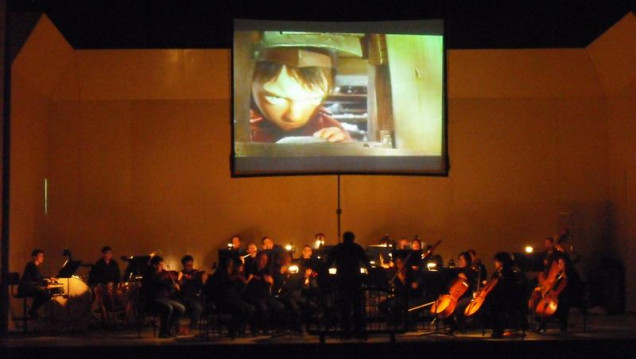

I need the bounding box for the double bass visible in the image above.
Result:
[529,229,569,311]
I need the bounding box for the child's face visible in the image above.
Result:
[252,65,328,132]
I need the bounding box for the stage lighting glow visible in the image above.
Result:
[525,246,534,253]
[328,267,337,275]
[289,265,299,274]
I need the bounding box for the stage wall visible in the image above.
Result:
[8,14,635,324]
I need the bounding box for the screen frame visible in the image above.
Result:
[230,19,449,177]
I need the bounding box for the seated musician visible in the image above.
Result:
[19,249,54,318]
[216,258,255,337]
[141,255,186,338]
[397,237,410,250]
[261,236,284,267]
[179,255,207,332]
[537,252,574,333]
[380,255,422,328]
[487,252,524,338]
[230,235,246,255]
[243,242,259,273]
[447,252,479,333]
[272,252,303,333]
[245,251,285,333]
[411,237,423,251]
[89,246,122,313]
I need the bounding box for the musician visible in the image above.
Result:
[88,246,121,287]
[272,252,303,333]
[240,242,257,272]
[261,236,284,266]
[216,258,255,337]
[19,249,54,318]
[298,245,320,272]
[325,231,370,339]
[245,251,285,333]
[179,255,207,332]
[487,252,523,338]
[381,255,421,328]
[411,237,422,251]
[447,252,479,333]
[397,237,410,250]
[537,252,573,333]
[141,255,186,338]
[230,235,246,255]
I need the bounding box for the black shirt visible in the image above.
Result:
[88,258,121,286]
[19,261,44,295]
[141,269,174,301]
[326,241,370,284]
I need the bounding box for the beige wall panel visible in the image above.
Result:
[12,15,74,99]
[448,49,603,99]
[587,14,635,97]
[9,72,48,272]
[75,50,230,101]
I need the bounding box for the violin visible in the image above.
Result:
[464,275,499,317]
[430,273,470,319]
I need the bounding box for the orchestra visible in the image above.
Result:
[17,229,582,339]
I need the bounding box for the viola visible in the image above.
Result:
[464,276,499,317]
[430,274,470,319]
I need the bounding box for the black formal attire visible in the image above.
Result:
[141,269,186,336]
[179,270,205,328]
[19,262,51,316]
[246,266,285,332]
[216,271,255,336]
[272,266,303,332]
[326,241,370,337]
[88,258,121,286]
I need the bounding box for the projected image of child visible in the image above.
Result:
[249,47,352,143]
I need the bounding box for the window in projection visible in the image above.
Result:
[232,19,447,176]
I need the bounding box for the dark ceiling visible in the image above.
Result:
[8,0,634,50]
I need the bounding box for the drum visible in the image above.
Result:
[49,277,92,330]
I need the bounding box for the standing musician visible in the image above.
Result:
[245,251,285,333]
[486,252,524,338]
[19,249,56,318]
[179,255,207,333]
[141,255,186,338]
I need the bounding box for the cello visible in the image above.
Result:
[430,274,470,319]
[529,229,569,311]
[534,256,568,317]
[464,275,498,317]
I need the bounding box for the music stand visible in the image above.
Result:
[57,260,82,278]
[123,255,151,281]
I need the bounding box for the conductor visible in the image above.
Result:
[326,231,370,339]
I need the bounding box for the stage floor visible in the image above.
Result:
[3,313,636,359]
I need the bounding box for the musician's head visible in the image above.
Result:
[553,252,568,272]
[302,245,313,259]
[181,255,194,271]
[395,256,406,270]
[256,251,269,269]
[343,231,355,243]
[262,236,274,250]
[150,255,164,271]
[231,235,241,249]
[101,246,113,261]
[457,252,472,269]
[31,249,44,265]
[493,252,512,271]
[398,237,410,250]
[544,237,555,251]
[411,238,422,251]
[247,243,258,256]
